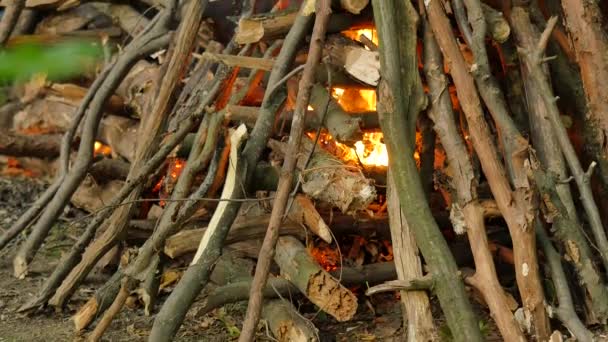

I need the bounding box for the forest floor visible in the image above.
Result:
[0,176,505,341]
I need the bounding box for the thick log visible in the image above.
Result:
[0,131,61,158]
[195,262,397,319]
[333,0,368,14]
[114,60,160,119]
[48,83,126,116]
[97,115,138,163]
[13,94,140,162]
[235,9,298,45]
[262,300,319,342]
[234,7,371,45]
[274,236,357,322]
[164,214,303,259]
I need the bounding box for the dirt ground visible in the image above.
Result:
[0,176,511,341]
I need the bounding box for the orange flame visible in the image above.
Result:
[341,27,379,47]
[94,141,112,157]
[332,87,377,113]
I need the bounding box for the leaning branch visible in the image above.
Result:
[374,0,482,340]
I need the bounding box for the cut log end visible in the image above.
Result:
[13,256,27,279]
[339,0,369,14]
[262,299,319,342]
[74,297,98,332]
[307,271,358,322]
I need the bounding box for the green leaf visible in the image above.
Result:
[0,40,103,82]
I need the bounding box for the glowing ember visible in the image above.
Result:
[168,158,185,181]
[309,242,340,272]
[153,158,186,207]
[2,157,37,178]
[93,141,112,157]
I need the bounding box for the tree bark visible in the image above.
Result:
[561,0,608,190]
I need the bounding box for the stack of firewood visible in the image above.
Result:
[0,0,608,341]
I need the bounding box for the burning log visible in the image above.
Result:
[308,83,363,142]
[274,236,357,322]
[268,138,375,214]
[262,300,319,342]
